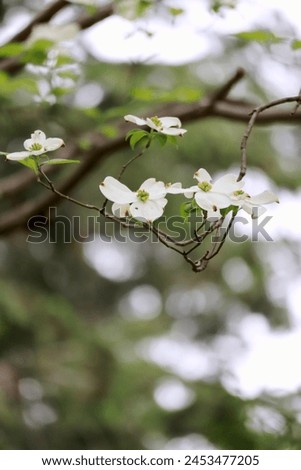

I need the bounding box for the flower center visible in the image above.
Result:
[137,189,149,202]
[30,143,43,151]
[198,181,212,192]
[233,190,248,199]
[150,116,163,129]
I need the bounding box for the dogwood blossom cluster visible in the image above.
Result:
[183,168,279,219]
[6,130,64,161]
[98,114,279,223]
[124,114,187,136]
[2,123,278,226]
[99,168,278,223]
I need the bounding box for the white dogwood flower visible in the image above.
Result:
[231,189,279,218]
[124,114,187,136]
[185,168,244,217]
[99,176,168,222]
[6,130,64,161]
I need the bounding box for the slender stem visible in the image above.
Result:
[117,136,152,181]
[238,94,301,181]
[38,166,100,212]
[150,225,185,256]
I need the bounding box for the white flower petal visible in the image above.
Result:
[112,202,131,218]
[240,203,267,219]
[160,127,187,136]
[124,115,147,126]
[250,206,267,219]
[130,199,167,222]
[195,192,231,210]
[27,130,47,149]
[194,168,212,183]
[160,117,182,128]
[206,192,232,208]
[212,174,243,193]
[6,151,31,161]
[194,193,215,211]
[32,130,46,141]
[207,209,222,219]
[45,138,64,151]
[31,149,46,156]
[99,176,136,204]
[24,139,37,151]
[182,185,199,198]
[140,178,166,199]
[247,190,279,205]
[166,182,185,194]
[139,177,156,190]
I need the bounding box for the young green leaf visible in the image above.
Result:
[291,39,301,50]
[180,201,197,220]
[40,159,80,166]
[153,133,168,147]
[166,135,179,147]
[235,30,282,43]
[168,7,184,16]
[126,129,150,150]
[18,157,39,174]
[0,43,24,58]
[220,205,239,217]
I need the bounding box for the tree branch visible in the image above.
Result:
[238,95,300,181]
[1,69,301,236]
[1,0,69,44]
[0,2,114,75]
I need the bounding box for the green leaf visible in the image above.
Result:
[166,135,178,147]
[0,43,24,58]
[291,39,301,50]
[153,133,167,147]
[180,201,197,220]
[235,30,282,43]
[41,159,80,166]
[52,86,74,97]
[137,0,152,16]
[0,73,38,96]
[126,129,150,150]
[22,39,53,65]
[56,55,76,67]
[168,7,184,16]
[18,157,39,174]
[220,205,239,217]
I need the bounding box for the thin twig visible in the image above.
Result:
[210,68,245,103]
[291,88,301,116]
[2,83,301,236]
[38,166,100,212]
[150,225,184,256]
[238,94,301,181]
[117,137,151,181]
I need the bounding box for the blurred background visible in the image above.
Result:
[0,0,301,449]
